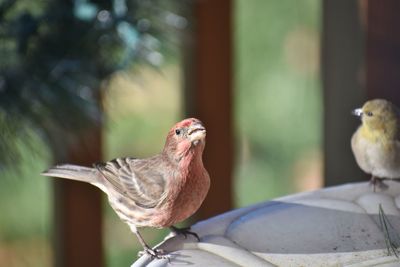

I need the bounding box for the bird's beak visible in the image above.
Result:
[352,108,363,117]
[188,123,206,143]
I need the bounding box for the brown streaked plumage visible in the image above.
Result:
[42,118,210,258]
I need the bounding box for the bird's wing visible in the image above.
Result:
[94,157,167,209]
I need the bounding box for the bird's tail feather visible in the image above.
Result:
[41,164,98,184]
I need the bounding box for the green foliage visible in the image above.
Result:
[0,130,51,240]
[235,0,321,205]
[0,0,185,166]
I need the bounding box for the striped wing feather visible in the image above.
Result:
[94,157,166,209]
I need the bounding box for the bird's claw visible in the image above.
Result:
[138,247,169,260]
[370,176,389,192]
[170,226,200,241]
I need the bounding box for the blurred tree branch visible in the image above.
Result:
[0,0,187,167]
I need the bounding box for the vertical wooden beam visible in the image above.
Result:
[322,0,366,186]
[54,128,103,267]
[184,0,233,219]
[52,1,104,264]
[366,0,400,105]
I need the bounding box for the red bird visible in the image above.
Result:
[42,118,210,258]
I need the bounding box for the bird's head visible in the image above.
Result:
[353,99,399,140]
[163,118,206,162]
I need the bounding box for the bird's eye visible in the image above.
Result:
[175,129,181,135]
[366,111,373,117]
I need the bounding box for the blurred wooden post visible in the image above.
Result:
[54,129,103,267]
[322,0,365,186]
[51,0,104,265]
[184,0,233,219]
[366,0,400,105]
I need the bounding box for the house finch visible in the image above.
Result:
[351,99,400,189]
[42,118,210,258]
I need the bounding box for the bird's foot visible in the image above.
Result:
[170,225,200,241]
[370,176,389,192]
[138,247,169,260]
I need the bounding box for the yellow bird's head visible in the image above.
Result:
[353,99,399,141]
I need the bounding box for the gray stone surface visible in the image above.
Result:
[131,182,400,267]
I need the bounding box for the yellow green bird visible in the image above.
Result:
[351,99,400,190]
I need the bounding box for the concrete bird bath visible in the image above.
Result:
[132,181,400,267]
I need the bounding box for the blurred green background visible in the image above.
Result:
[0,0,321,266]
